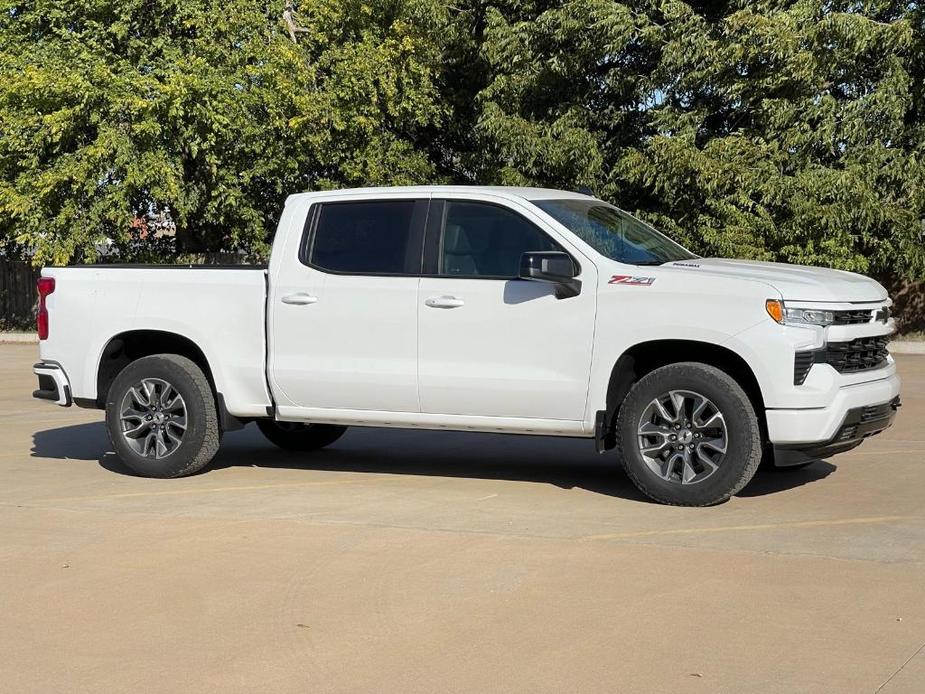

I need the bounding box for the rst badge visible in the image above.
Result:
[609,275,656,286]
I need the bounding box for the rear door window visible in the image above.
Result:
[307,200,422,275]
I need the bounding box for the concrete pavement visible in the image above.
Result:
[1,343,924,693]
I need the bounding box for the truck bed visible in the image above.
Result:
[39,265,272,417]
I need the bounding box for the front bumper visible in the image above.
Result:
[33,361,72,407]
[767,371,900,458]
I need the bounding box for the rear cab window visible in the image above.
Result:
[303,199,426,275]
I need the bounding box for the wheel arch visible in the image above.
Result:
[602,339,766,448]
[94,330,217,409]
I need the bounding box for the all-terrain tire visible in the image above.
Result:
[616,362,763,506]
[257,420,348,451]
[105,354,220,478]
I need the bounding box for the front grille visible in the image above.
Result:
[822,335,890,373]
[831,309,874,325]
[793,335,890,384]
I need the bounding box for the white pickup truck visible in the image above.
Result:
[32,186,901,505]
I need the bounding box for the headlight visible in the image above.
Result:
[766,300,834,326]
[784,307,834,326]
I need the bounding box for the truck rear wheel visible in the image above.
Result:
[257,420,347,451]
[616,362,762,506]
[105,354,220,478]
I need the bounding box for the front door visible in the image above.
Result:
[269,197,427,415]
[417,198,597,421]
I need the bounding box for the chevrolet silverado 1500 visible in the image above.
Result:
[32,186,901,505]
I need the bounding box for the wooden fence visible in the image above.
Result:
[0,260,40,330]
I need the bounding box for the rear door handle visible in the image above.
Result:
[425,295,465,309]
[281,293,318,306]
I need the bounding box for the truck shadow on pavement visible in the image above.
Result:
[31,421,836,503]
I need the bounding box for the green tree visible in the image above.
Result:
[0,0,444,264]
[2,0,922,290]
[445,1,925,282]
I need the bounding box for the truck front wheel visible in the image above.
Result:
[257,420,347,451]
[105,354,220,478]
[616,362,762,506]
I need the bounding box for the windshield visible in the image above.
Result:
[534,199,697,265]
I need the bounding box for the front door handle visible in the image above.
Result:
[281,293,318,306]
[425,295,465,309]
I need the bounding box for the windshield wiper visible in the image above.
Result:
[631,260,666,266]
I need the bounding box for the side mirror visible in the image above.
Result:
[519,251,581,299]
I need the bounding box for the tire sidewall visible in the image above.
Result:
[105,355,215,478]
[618,363,761,506]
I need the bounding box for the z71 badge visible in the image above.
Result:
[608,275,656,286]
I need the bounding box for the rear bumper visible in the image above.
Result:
[32,361,72,407]
[767,372,900,459]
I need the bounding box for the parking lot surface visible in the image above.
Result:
[1,343,924,693]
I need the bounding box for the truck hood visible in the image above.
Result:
[662,258,887,303]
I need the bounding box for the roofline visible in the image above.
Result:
[286,185,596,204]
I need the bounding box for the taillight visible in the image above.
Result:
[37,276,55,340]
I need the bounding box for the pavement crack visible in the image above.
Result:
[875,639,925,693]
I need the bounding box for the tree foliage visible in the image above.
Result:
[0,0,443,262]
[0,0,922,283]
[447,1,925,280]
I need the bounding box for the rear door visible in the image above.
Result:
[417,196,597,420]
[269,196,427,415]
